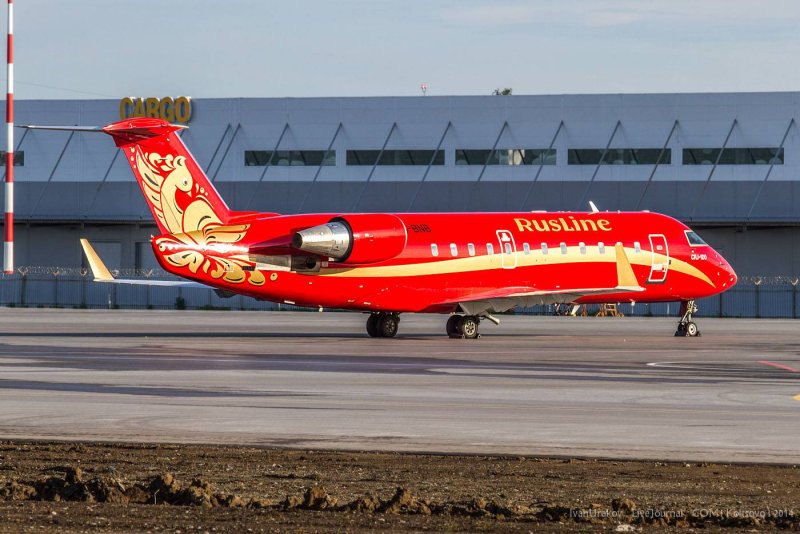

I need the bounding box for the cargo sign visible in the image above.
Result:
[119,97,192,123]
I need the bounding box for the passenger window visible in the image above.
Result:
[487,243,494,255]
[579,242,586,255]
[450,243,458,257]
[523,243,530,255]
[431,244,439,257]
[468,243,475,256]
[598,242,605,254]
[504,243,512,254]
[634,241,641,253]
[560,242,567,255]
[541,243,548,255]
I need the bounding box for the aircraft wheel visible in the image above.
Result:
[366,313,380,337]
[378,313,399,338]
[459,315,480,339]
[685,321,699,337]
[446,315,461,337]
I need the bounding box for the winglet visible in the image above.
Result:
[615,243,641,289]
[80,239,114,281]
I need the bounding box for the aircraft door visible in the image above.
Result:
[496,230,517,269]
[647,234,669,283]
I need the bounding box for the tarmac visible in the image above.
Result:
[0,309,797,463]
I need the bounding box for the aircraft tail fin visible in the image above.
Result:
[102,118,233,236]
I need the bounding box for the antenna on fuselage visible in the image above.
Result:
[588,201,600,213]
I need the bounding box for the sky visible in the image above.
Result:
[4,0,800,99]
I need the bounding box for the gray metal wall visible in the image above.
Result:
[1,94,799,307]
[2,93,799,221]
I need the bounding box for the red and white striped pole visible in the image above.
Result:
[3,0,12,274]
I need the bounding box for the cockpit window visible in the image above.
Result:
[685,230,707,246]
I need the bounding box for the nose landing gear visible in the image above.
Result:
[366,312,400,338]
[675,300,701,337]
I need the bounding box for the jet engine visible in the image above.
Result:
[292,214,407,264]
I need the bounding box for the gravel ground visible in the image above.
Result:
[0,441,798,533]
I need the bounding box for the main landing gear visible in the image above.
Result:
[675,300,701,337]
[366,312,400,338]
[446,314,481,339]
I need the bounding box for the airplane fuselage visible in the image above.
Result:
[153,210,736,313]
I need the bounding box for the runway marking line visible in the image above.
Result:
[757,360,800,373]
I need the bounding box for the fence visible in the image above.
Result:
[0,267,283,311]
[0,268,798,318]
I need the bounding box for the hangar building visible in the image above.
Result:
[0,93,798,315]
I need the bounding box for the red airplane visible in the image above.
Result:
[67,118,736,339]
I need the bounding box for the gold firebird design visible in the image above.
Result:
[135,148,264,286]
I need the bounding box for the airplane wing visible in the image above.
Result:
[441,243,645,315]
[80,239,210,289]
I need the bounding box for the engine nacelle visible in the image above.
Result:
[292,214,407,264]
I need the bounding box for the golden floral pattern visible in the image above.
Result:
[135,147,262,286]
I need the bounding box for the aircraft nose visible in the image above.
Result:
[717,254,737,287]
[728,262,738,286]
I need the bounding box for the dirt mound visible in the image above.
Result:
[247,497,277,509]
[145,473,244,508]
[29,466,129,504]
[455,497,527,518]
[281,486,433,516]
[345,494,381,513]
[0,469,240,509]
[612,497,637,513]
[377,487,431,515]
[0,479,36,501]
[146,472,181,502]
[282,486,338,511]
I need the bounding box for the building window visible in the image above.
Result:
[455,149,556,165]
[568,148,670,165]
[0,151,24,166]
[468,243,476,256]
[682,147,783,165]
[245,150,334,166]
[431,244,439,257]
[450,243,458,257]
[486,243,494,255]
[346,149,444,166]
